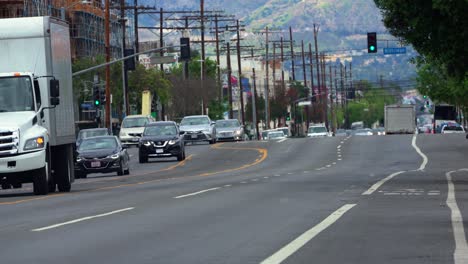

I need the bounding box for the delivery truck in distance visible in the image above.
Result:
[384,104,416,134]
[0,16,75,195]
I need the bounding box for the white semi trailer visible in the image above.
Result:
[0,16,75,194]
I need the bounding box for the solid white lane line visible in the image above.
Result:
[260,204,356,264]
[362,171,406,195]
[32,207,134,232]
[174,187,221,199]
[446,169,468,264]
[277,138,288,143]
[412,134,428,171]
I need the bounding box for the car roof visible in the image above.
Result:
[216,119,238,122]
[79,128,108,132]
[123,115,151,119]
[82,135,117,140]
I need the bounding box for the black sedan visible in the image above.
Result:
[139,121,186,163]
[74,136,130,178]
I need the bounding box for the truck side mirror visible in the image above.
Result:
[50,97,60,106]
[50,79,60,98]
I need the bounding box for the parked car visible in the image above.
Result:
[139,121,186,163]
[267,131,286,140]
[307,124,330,138]
[215,119,245,141]
[441,124,465,134]
[119,115,155,145]
[179,115,216,144]
[76,128,110,148]
[74,136,130,178]
[353,128,374,136]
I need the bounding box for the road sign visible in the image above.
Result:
[298,101,311,106]
[150,55,177,65]
[383,47,406,55]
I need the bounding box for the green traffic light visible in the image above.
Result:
[370,45,375,51]
[94,100,100,106]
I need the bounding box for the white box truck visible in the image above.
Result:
[385,104,416,134]
[0,16,75,195]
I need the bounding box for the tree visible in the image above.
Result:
[374,0,467,106]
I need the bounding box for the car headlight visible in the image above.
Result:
[76,157,83,162]
[169,139,179,145]
[107,154,120,159]
[203,128,211,133]
[24,136,45,150]
[143,141,151,146]
[235,130,242,135]
[120,132,127,137]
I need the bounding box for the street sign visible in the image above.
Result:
[298,101,311,106]
[383,47,406,55]
[150,55,177,65]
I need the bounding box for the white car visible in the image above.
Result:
[119,115,155,145]
[179,115,217,144]
[307,125,330,138]
[441,125,465,134]
[267,131,286,140]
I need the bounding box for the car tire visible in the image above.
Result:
[1,184,11,190]
[139,155,148,163]
[117,161,124,176]
[177,151,185,161]
[12,183,22,189]
[33,166,49,195]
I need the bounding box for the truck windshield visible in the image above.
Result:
[0,76,34,112]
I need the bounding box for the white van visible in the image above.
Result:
[119,115,155,145]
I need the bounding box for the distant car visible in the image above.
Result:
[418,124,433,134]
[353,128,373,136]
[307,125,330,138]
[373,127,386,136]
[335,129,347,137]
[275,127,291,137]
[215,119,245,141]
[76,128,110,148]
[261,129,274,140]
[179,115,216,144]
[267,131,286,140]
[441,125,465,134]
[119,115,155,145]
[74,136,130,178]
[138,121,186,163]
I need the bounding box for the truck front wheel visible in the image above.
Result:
[33,166,49,195]
[54,145,73,192]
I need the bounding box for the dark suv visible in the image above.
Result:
[138,121,186,163]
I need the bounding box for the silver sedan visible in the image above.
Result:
[215,119,245,141]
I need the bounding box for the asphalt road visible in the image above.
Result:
[0,134,467,264]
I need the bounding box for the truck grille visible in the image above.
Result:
[0,129,19,156]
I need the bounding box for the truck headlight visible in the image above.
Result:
[24,136,45,150]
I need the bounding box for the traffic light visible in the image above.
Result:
[124,49,136,71]
[100,88,106,105]
[286,113,291,121]
[92,85,101,107]
[367,32,377,53]
[180,37,190,61]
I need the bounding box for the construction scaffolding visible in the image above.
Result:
[0,0,128,60]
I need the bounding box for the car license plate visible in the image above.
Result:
[91,161,101,168]
[156,149,164,154]
[191,134,197,139]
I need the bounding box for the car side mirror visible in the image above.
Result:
[179,131,185,135]
[121,144,128,149]
[211,121,216,125]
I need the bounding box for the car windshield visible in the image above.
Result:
[181,117,210,126]
[216,120,240,128]
[444,126,463,131]
[355,129,370,134]
[268,132,284,138]
[122,117,148,128]
[79,137,117,151]
[0,76,34,112]
[79,130,108,139]
[309,126,327,133]
[144,125,177,136]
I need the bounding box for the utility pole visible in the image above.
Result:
[265,26,270,129]
[289,26,295,81]
[120,0,129,118]
[280,37,285,96]
[134,0,139,58]
[301,40,309,127]
[313,24,322,122]
[227,42,233,119]
[272,42,276,98]
[252,67,259,140]
[308,43,315,102]
[321,53,329,129]
[105,0,111,128]
[329,65,335,134]
[236,19,245,125]
[214,14,222,101]
[159,7,164,72]
[200,0,206,115]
